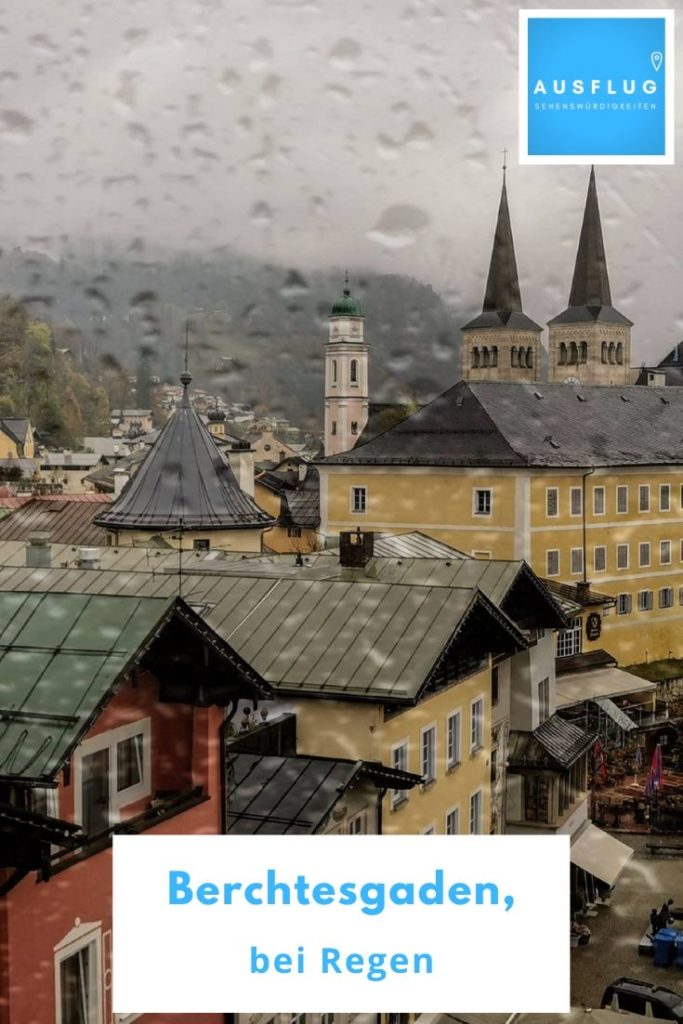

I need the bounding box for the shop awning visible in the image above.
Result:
[592,697,637,732]
[555,666,655,709]
[570,823,634,886]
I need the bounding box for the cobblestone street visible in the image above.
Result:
[571,835,683,1008]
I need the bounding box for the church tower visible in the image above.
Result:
[548,167,632,385]
[324,276,368,456]
[462,166,542,382]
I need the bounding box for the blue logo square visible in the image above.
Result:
[520,11,673,163]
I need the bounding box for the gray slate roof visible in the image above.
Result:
[94,372,274,532]
[321,379,683,468]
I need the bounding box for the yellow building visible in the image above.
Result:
[319,380,683,666]
[0,416,34,460]
[94,370,274,551]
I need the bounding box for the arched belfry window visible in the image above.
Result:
[601,341,608,363]
[511,346,517,367]
[580,341,588,364]
[350,359,359,384]
[559,343,567,365]
[616,342,623,365]
[569,342,578,365]
[491,346,498,367]
[519,348,527,368]
[472,347,480,368]
[526,347,533,369]
[332,359,338,384]
[482,347,490,367]
[608,342,616,365]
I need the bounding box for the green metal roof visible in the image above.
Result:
[0,592,178,783]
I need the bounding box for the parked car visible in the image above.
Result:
[602,978,683,1021]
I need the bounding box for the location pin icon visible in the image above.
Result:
[651,51,663,71]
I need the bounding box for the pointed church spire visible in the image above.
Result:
[482,168,522,313]
[568,166,612,308]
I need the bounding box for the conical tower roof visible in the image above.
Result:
[568,166,611,307]
[550,168,631,326]
[94,372,274,533]
[483,177,522,313]
[462,171,541,332]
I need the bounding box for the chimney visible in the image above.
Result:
[576,580,591,604]
[26,532,52,568]
[113,467,130,496]
[78,547,101,570]
[231,441,255,497]
[339,528,374,569]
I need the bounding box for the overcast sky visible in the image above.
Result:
[1,0,683,363]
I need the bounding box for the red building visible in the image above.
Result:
[0,590,269,1024]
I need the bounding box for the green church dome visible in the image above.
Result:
[331,285,362,317]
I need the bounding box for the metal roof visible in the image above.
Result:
[321,379,683,468]
[94,372,275,533]
[0,418,31,446]
[592,697,637,732]
[508,713,595,770]
[0,566,526,702]
[372,532,467,560]
[226,753,360,834]
[0,591,179,782]
[226,752,420,834]
[0,496,111,546]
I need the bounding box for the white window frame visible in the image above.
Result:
[469,789,483,835]
[639,484,650,513]
[593,545,606,573]
[546,487,559,518]
[556,617,582,658]
[569,487,582,517]
[593,486,605,515]
[616,544,629,570]
[639,542,651,568]
[445,806,460,835]
[350,485,367,514]
[473,488,492,516]
[421,824,436,835]
[616,484,629,514]
[420,723,437,785]
[446,710,461,770]
[470,696,484,754]
[660,539,672,565]
[74,718,151,830]
[546,549,560,577]
[638,590,653,612]
[390,740,409,810]
[55,923,103,1024]
[616,593,632,615]
[570,547,583,576]
[660,483,671,511]
[659,587,674,609]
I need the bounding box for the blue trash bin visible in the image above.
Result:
[673,931,683,969]
[654,928,678,967]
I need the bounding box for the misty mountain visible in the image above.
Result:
[0,245,464,429]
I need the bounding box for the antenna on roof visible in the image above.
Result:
[184,318,190,374]
[502,146,508,182]
[177,514,184,596]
